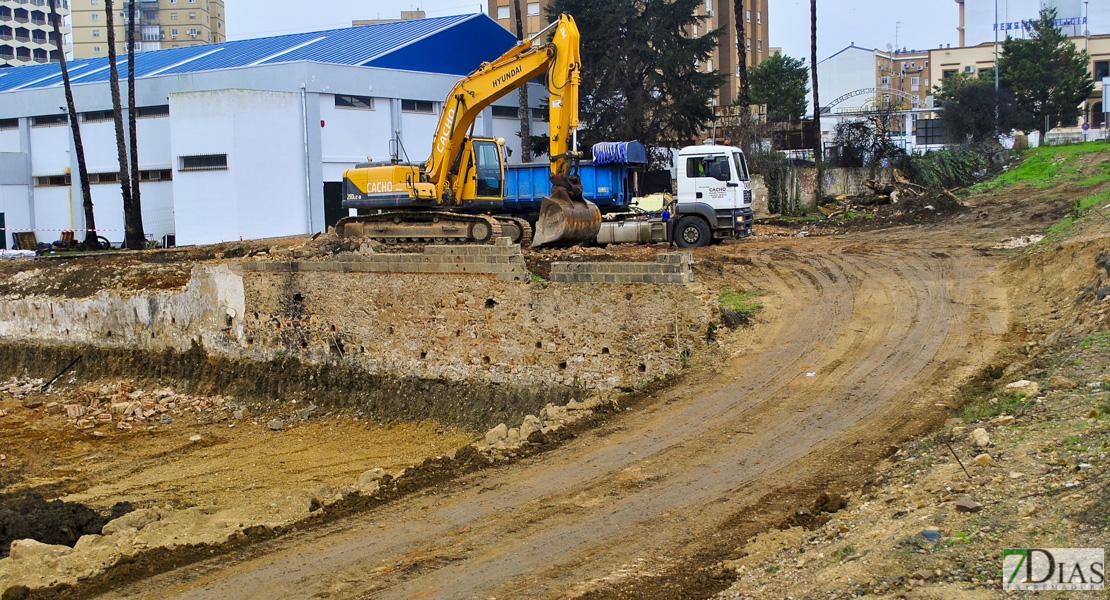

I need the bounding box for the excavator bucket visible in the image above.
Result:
[532,174,602,248]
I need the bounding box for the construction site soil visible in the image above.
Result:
[1,145,1108,599]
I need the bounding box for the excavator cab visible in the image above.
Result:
[458,138,505,201]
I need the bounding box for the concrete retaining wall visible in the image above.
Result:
[0,246,714,393]
[752,167,895,216]
[549,252,694,284]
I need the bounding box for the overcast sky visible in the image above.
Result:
[226,0,962,64]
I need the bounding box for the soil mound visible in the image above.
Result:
[0,493,132,558]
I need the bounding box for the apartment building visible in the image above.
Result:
[69,0,224,59]
[932,34,1110,128]
[487,0,769,106]
[0,0,69,67]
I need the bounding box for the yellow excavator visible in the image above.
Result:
[338,14,600,248]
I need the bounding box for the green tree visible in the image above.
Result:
[941,84,1031,144]
[747,54,809,122]
[933,71,990,103]
[999,7,1095,135]
[546,0,725,154]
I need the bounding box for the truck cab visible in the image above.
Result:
[672,145,754,247]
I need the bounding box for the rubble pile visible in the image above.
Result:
[0,378,240,432]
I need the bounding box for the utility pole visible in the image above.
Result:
[994,0,1000,135]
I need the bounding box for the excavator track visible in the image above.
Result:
[336,212,503,245]
[496,217,533,247]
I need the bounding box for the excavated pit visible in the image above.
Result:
[0,342,582,432]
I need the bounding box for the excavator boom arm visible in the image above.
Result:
[425,14,583,199]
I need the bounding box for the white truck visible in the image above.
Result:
[596,145,754,248]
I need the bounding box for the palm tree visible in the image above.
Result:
[125,0,145,249]
[810,0,822,161]
[513,0,532,161]
[105,0,135,249]
[49,0,98,249]
[733,0,749,109]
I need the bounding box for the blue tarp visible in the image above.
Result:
[591,141,648,165]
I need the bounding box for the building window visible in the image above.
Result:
[34,174,71,187]
[401,99,434,113]
[757,39,761,52]
[139,169,173,181]
[496,4,509,19]
[942,69,957,78]
[757,11,761,23]
[189,12,196,19]
[137,105,170,118]
[81,109,114,122]
[531,108,547,122]
[93,45,101,53]
[170,28,178,36]
[89,172,119,184]
[335,94,374,110]
[706,59,712,72]
[526,2,539,16]
[911,76,921,91]
[32,114,67,127]
[745,9,750,22]
[179,153,228,171]
[187,28,198,35]
[692,25,697,37]
[91,13,99,20]
[491,105,518,119]
[0,118,18,131]
[705,0,712,14]
[171,12,177,19]
[1095,61,1109,80]
[92,29,99,37]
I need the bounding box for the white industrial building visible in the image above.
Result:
[956,0,1109,47]
[0,14,549,248]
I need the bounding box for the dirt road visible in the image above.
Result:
[90,218,1014,600]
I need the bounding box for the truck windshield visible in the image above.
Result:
[732,152,750,181]
[686,155,731,181]
[473,140,502,197]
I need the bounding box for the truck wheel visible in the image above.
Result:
[674,216,710,248]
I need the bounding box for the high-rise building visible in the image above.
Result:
[69,0,224,59]
[0,0,70,68]
[703,0,771,107]
[487,0,770,108]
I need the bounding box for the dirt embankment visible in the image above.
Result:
[2,143,1109,599]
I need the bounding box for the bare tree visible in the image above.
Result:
[809,0,822,161]
[733,0,749,109]
[513,0,532,162]
[49,0,98,249]
[105,0,134,249]
[125,0,145,248]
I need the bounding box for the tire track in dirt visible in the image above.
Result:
[95,233,1009,600]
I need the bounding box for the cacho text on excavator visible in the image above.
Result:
[338,14,600,248]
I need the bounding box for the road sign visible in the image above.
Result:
[1082,122,1090,131]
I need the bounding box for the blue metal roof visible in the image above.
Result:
[0,14,517,93]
